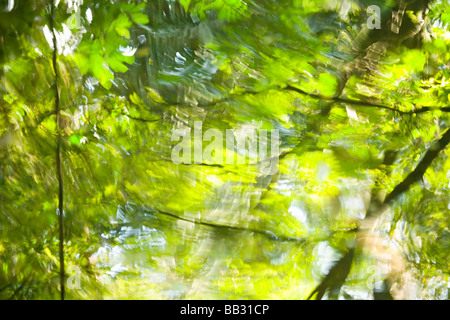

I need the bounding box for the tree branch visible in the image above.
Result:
[148,207,308,244]
[384,127,450,203]
[50,0,65,301]
[284,84,450,115]
[307,126,450,299]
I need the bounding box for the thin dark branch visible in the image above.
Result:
[34,82,450,131]
[31,81,450,129]
[149,207,308,244]
[125,115,159,123]
[384,127,450,203]
[101,104,160,123]
[50,0,65,301]
[175,162,225,168]
[284,85,450,115]
[8,272,33,300]
[306,127,450,299]
[306,248,354,300]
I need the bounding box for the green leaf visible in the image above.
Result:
[106,57,128,73]
[115,26,130,39]
[131,13,149,24]
[90,54,113,89]
[113,13,131,38]
[74,53,90,75]
[402,49,426,73]
[69,135,83,145]
[179,0,191,12]
[316,73,338,97]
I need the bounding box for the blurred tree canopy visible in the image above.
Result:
[0,0,450,300]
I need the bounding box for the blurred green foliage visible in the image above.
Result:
[0,0,449,300]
